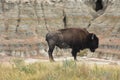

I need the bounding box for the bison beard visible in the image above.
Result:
[46,28,99,61]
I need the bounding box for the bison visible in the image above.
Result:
[46,28,99,61]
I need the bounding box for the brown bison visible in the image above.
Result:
[46,28,99,61]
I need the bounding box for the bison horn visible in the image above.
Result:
[92,34,94,40]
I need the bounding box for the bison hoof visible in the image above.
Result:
[49,59,55,62]
[74,59,78,61]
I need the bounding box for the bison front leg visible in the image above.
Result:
[71,49,78,61]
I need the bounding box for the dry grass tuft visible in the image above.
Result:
[0,59,120,80]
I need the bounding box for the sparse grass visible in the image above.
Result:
[77,49,88,56]
[0,59,120,80]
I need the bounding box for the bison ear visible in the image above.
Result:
[91,34,94,40]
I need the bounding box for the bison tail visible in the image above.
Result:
[45,33,49,41]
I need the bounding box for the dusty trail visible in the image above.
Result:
[24,56,120,65]
[0,55,120,66]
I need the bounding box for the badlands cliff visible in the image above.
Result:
[0,0,119,59]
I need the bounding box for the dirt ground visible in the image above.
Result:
[0,55,119,66]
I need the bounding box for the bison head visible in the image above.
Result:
[87,33,99,52]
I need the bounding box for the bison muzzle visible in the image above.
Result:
[46,28,99,61]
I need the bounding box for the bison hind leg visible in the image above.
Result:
[47,39,56,62]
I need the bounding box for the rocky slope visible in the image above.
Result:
[0,0,119,59]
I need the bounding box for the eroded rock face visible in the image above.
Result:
[0,0,119,59]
